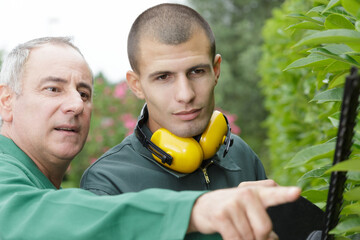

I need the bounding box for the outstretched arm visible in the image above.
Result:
[188,184,301,240]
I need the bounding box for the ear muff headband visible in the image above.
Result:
[135,104,233,173]
[135,105,173,165]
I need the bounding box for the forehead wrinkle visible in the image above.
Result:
[37,76,66,86]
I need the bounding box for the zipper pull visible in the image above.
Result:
[202,168,210,184]
[201,160,213,185]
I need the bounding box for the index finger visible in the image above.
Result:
[238,179,278,188]
[259,186,301,208]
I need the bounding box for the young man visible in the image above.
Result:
[0,36,300,240]
[81,3,267,194]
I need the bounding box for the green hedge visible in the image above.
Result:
[260,0,360,237]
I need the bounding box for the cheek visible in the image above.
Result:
[82,108,92,126]
[197,82,215,99]
[13,99,39,121]
[143,85,169,104]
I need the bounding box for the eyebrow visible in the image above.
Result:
[39,76,93,92]
[148,71,173,79]
[187,64,212,72]
[148,64,212,79]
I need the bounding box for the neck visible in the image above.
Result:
[33,159,70,189]
[2,128,71,189]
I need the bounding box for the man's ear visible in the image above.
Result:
[213,54,222,85]
[0,85,13,123]
[126,70,145,99]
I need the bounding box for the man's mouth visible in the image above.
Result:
[54,127,79,133]
[173,108,201,121]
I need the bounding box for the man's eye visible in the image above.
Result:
[188,69,206,79]
[79,91,91,101]
[192,69,205,74]
[156,74,169,80]
[46,87,59,92]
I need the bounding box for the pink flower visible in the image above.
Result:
[121,113,137,136]
[226,113,241,135]
[101,117,115,128]
[114,81,128,99]
[95,135,103,143]
[230,124,241,135]
[108,106,117,113]
[90,158,97,165]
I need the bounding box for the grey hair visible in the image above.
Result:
[0,36,92,128]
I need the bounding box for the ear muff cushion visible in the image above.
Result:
[199,111,228,159]
[151,128,204,173]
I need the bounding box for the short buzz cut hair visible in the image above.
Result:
[127,3,216,74]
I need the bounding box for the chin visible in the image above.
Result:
[173,127,205,138]
[56,148,82,160]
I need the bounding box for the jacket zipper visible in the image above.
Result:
[201,161,213,188]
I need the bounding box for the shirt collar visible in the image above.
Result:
[0,134,57,189]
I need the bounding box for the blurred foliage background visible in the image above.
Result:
[1,0,359,237]
[260,0,360,237]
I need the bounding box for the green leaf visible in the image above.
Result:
[286,142,335,168]
[319,44,354,54]
[287,13,324,24]
[326,159,360,173]
[348,171,360,181]
[324,14,355,29]
[356,20,360,31]
[301,189,328,203]
[298,165,330,183]
[330,217,360,234]
[328,71,348,88]
[311,88,344,103]
[342,202,360,215]
[293,29,360,48]
[341,202,360,215]
[342,0,360,18]
[328,116,340,127]
[323,0,341,13]
[347,42,360,52]
[284,53,334,71]
[287,21,325,30]
[308,5,326,15]
[333,237,351,240]
[325,5,355,18]
[310,47,360,66]
[344,187,360,200]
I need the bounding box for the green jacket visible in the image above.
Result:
[0,134,214,240]
[81,124,266,195]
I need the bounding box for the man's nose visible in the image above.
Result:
[61,90,84,115]
[174,76,196,103]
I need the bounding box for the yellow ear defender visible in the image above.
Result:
[135,104,234,173]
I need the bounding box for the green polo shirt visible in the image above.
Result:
[0,134,217,240]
